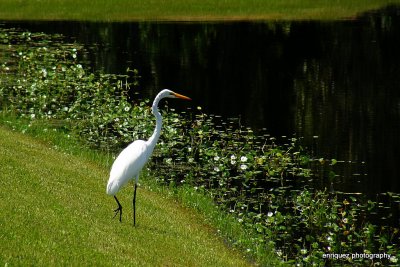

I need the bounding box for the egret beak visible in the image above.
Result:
[173,92,192,101]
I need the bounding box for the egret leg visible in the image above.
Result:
[113,195,122,222]
[133,183,137,226]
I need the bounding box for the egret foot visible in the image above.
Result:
[113,195,122,222]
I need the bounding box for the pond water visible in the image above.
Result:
[2,5,400,198]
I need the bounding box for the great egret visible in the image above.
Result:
[106,89,191,226]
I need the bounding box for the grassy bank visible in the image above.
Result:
[0,123,256,266]
[0,0,399,21]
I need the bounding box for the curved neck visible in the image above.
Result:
[147,95,162,149]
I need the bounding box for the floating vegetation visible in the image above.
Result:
[1,27,399,266]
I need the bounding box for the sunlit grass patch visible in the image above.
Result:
[0,125,252,266]
[0,0,399,21]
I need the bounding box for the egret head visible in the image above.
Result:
[159,89,192,101]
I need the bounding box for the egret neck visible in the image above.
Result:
[146,93,163,151]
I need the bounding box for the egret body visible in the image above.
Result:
[106,89,191,226]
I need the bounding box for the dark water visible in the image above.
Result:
[2,5,400,197]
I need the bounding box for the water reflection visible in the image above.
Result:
[2,5,399,195]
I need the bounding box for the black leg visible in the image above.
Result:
[113,195,122,222]
[133,183,137,226]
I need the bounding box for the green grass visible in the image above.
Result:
[0,0,399,21]
[0,124,255,266]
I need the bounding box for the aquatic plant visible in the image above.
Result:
[1,28,399,266]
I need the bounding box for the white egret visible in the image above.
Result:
[106,89,191,226]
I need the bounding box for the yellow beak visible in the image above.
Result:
[173,92,192,101]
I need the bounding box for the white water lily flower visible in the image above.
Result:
[230,155,237,164]
[41,68,47,78]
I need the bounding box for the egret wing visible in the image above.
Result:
[106,140,149,195]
